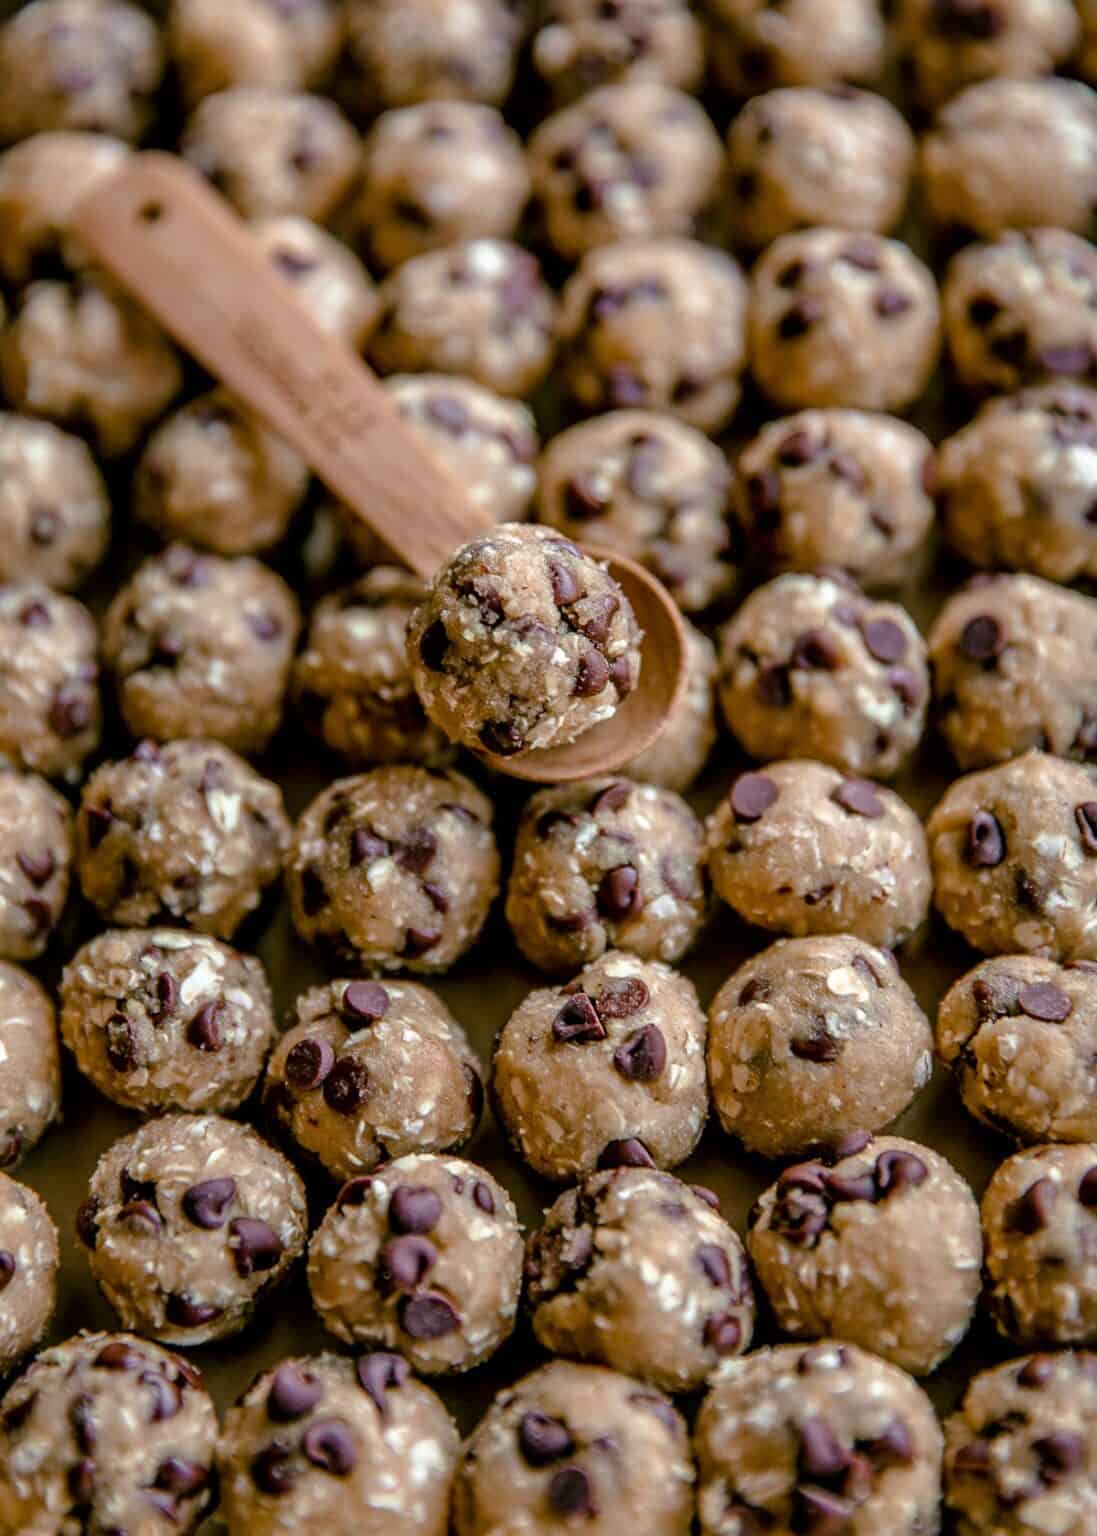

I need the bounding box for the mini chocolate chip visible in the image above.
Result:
[48,688,91,737]
[267,1364,323,1423]
[730,772,779,822]
[151,971,178,1021]
[791,1021,842,1063]
[823,1170,877,1204]
[548,1466,596,1518]
[691,1184,721,1212]
[1018,1354,1056,1388]
[473,1181,495,1214]
[591,780,631,816]
[795,1485,854,1530]
[68,1459,96,1505]
[419,620,449,671]
[874,287,913,318]
[0,1251,14,1291]
[1079,1166,1097,1207]
[598,1138,655,1169]
[966,811,1005,867]
[791,628,841,670]
[520,1411,575,1466]
[303,1418,358,1476]
[422,880,450,913]
[105,1014,138,1074]
[799,1416,848,1480]
[832,779,884,818]
[95,1340,144,1371]
[597,865,642,920]
[229,1217,283,1277]
[16,849,54,885]
[187,1000,225,1051]
[952,1439,993,1473]
[182,1178,237,1230]
[323,1057,369,1113]
[19,599,50,628]
[284,1037,335,1090]
[380,1234,438,1291]
[696,1244,731,1288]
[154,1456,209,1497]
[613,1023,666,1081]
[756,661,791,707]
[356,1352,409,1415]
[396,828,437,875]
[864,1418,914,1468]
[860,616,907,662]
[828,1131,873,1161]
[1036,1431,1086,1481]
[399,1291,460,1338]
[874,1150,927,1196]
[85,805,113,848]
[549,560,580,606]
[777,430,819,466]
[595,977,650,1018]
[119,1199,161,1234]
[69,1392,95,1452]
[575,649,610,696]
[341,981,390,1023]
[28,507,59,545]
[1018,984,1072,1022]
[389,1185,443,1234]
[480,720,523,756]
[1008,1177,1057,1235]
[350,827,389,866]
[579,592,620,645]
[1041,345,1092,376]
[22,898,52,933]
[251,1442,298,1496]
[1076,802,1097,853]
[704,1312,742,1354]
[959,614,1004,661]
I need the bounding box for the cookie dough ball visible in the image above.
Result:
[369,240,556,398]
[748,1134,983,1374]
[749,229,940,412]
[696,1342,943,1536]
[533,0,703,99]
[344,0,520,109]
[102,544,300,755]
[264,978,482,1181]
[0,0,163,145]
[922,77,1097,238]
[734,409,934,590]
[454,1359,692,1536]
[0,1331,217,1536]
[217,1351,459,1536]
[168,0,342,106]
[408,524,642,759]
[0,414,110,591]
[0,1173,58,1374]
[79,1113,307,1345]
[0,962,60,1169]
[354,102,529,273]
[0,130,129,284]
[728,89,913,250]
[928,751,1097,960]
[286,766,499,974]
[182,87,358,223]
[492,950,708,1181]
[0,584,100,783]
[309,1154,521,1373]
[76,738,290,938]
[529,83,722,261]
[525,1167,754,1391]
[718,573,928,780]
[252,216,379,348]
[622,621,717,793]
[537,410,737,612]
[892,0,1076,107]
[0,771,71,962]
[703,0,885,93]
[557,239,749,433]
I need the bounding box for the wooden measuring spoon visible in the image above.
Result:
[73,153,687,782]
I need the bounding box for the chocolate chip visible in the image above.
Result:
[1018,983,1072,1022]
[336,1176,373,1209]
[777,430,818,466]
[380,1235,437,1291]
[613,1024,666,1081]
[105,1014,138,1074]
[339,981,389,1025]
[828,1130,874,1162]
[1076,802,1097,853]
[349,828,389,867]
[832,779,884,818]
[228,1217,283,1278]
[119,1199,161,1234]
[791,1021,842,1063]
[154,1457,209,1497]
[952,1438,993,1473]
[756,661,791,707]
[266,1363,323,1423]
[823,1170,877,1203]
[696,1244,731,1288]
[397,828,438,877]
[389,1185,443,1234]
[597,865,642,920]
[419,620,449,671]
[799,1417,848,1480]
[966,811,1005,867]
[548,1466,596,1518]
[1041,345,1092,376]
[150,971,178,1021]
[85,804,113,848]
[285,1037,335,1090]
[323,1057,369,1113]
[779,300,823,340]
[575,649,610,696]
[356,1352,409,1415]
[479,720,523,757]
[0,1251,14,1292]
[874,1150,927,1196]
[16,849,54,886]
[1018,1354,1056,1388]
[791,628,841,670]
[28,507,59,545]
[1008,1176,1057,1235]
[1036,1431,1085,1481]
[519,1412,574,1466]
[553,992,606,1044]
[95,1340,144,1372]
[182,1178,237,1230]
[251,1442,298,1496]
[860,616,907,663]
[864,1418,914,1468]
[186,1000,225,1051]
[472,1181,495,1214]
[549,560,580,606]
[398,1291,460,1338]
[302,1418,358,1476]
[704,1312,743,1355]
[594,977,649,1018]
[1079,1166,1097,1207]
[48,687,91,738]
[730,772,779,822]
[795,1485,853,1531]
[598,1138,654,1169]
[565,472,609,521]
[166,1294,224,1328]
[874,288,913,318]
[68,1459,96,1505]
[579,592,620,645]
[591,780,631,815]
[960,614,1004,661]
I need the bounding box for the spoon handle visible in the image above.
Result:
[72,152,493,580]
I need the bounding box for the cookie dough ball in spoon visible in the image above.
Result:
[0,1172,58,1374]
[251,216,379,348]
[168,0,342,105]
[0,131,129,285]
[0,770,72,962]
[0,962,60,1170]
[0,414,111,591]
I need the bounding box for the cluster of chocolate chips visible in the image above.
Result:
[551,970,665,1085]
[757,1135,928,1247]
[334,1177,466,1341]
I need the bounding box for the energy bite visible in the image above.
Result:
[78,1113,307,1345]
[60,927,275,1115]
[708,936,933,1160]
[216,1351,459,1536]
[286,766,499,974]
[531,0,704,100]
[252,216,379,348]
[0,414,110,591]
[922,77,1097,238]
[748,1134,982,1375]
[369,239,556,399]
[701,0,885,95]
[537,410,737,613]
[0,584,100,783]
[264,978,483,1181]
[944,1351,1097,1536]
[492,950,708,1181]
[308,1153,522,1373]
[982,1143,1097,1346]
[452,1360,693,1536]
[0,130,129,284]
[0,771,72,962]
[890,0,1077,108]
[937,955,1097,1143]
[0,963,60,1171]
[749,229,940,413]
[408,524,642,759]
[524,1166,754,1392]
[557,239,749,434]
[621,621,717,793]
[168,0,342,105]
[695,1342,943,1536]
[0,1331,217,1536]
[0,1172,58,1374]
[76,738,291,939]
[927,751,1097,960]
[354,102,529,273]
[727,88,914,250]
[343,0,520,109]
[528,83,722,261]
[717,573,929,780]
[505,779,706,973]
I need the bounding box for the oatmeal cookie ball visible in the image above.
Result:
[454,1360,692,1535]
[408,524,642,759]
[537,410,736,612]
[702,0,885,94]
[344,0,521,110]
[944,1350,1097,1536]
[309,1154,522,1373]
[1,274,182,459]
[928,751,1097,960]
[532,0,704,99]
[0,414,110,591]
[369,240,556,399]
[492,950,708,1181]
[718,573,928,780]
[505,779,706,973]
[938,955,1097,1144]
[168,0,342,106]
[0,130,129,284]
[696,1342,943,1536]
[0,963,60,1171]
[557,240,749,434]
[217,1351,459,1536]
[264,978,482,1181]
[252,216,379,348]
[728,89,913,250]
[354,102,529,273]
[621,621,717,793]
[182,86,358,223]
[286,766,500,974]
[60,927,275,1115]
[76,738,291,939]
[709,937,932,1160]
[734,411,934,590]
[0,1173,58,1375]
[749,229,940,413]
[0,1331,217,1536]
[891,0,1077,108]
[102,545,300,755]
[0,584,100,783]
[79,1113,307,1345]
[524,1167,754,1391]
[922,77,1097,238]
[748,1134,983,1374]
[0,0,163,145]
[0,771,71,962]
[528,83,722,261]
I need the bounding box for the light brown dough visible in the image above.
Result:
[251,215,379,348]
[0,961,60,1171]
[0,413,110,591]
[343,0,521,109]
[0,130,129,284]
[0,1172,58,1375]
[0,584,101,784]
[622,621,717,793]
[702,0,885,95]
[0,770,72,962]
[168,0,342,105]
[532,0,704,100]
